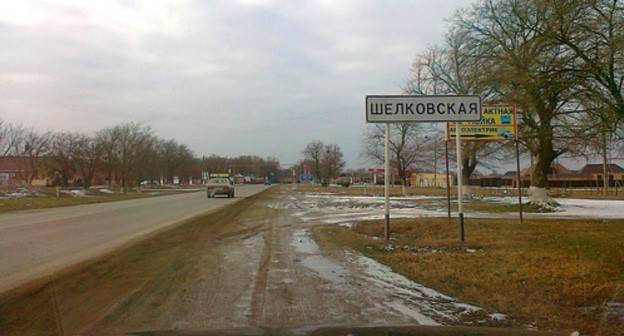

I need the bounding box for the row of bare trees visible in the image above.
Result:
[372,0,624,207]
[1,121,195,190]
[201,154,280,180]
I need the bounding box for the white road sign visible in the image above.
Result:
[366,95,482,123]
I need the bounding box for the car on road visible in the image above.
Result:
[206,177,235,198]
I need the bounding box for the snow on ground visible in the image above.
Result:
[538,198,624,219]
[61,189,91,198]
[0,188,44,198]
[290,228,495,325]
[274,192,624,224]
[354,252,481,324]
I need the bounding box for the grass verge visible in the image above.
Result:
[296,184,624,200]
[0,188,200,214]
[314,218,624,335]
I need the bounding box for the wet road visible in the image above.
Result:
[0,185,267,293]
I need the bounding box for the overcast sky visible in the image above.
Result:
[0,0,469,168]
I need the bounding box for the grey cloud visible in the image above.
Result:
[0,0,468,167]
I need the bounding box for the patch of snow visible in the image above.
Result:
[545,198,624,219]
[61,190,91,198]
[487,312,506,321]
[4,191,30,198]
[99,188,114,194]
[354,253,482,323]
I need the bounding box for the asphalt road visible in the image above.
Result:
[0,185,268,293]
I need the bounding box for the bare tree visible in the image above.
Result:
[301,140,325,183]
[301,140,345,185]
[48,132,81,187]
[458,0,583,207]
[97,123,154,191]
[14,128,51,187]
[203,155,230,175]
[322,143,345,184]
[74,134,103,189]
[96,127,120,189]
[158,139,195,183]
[540,0,624,119]
[362,123,430,194]
[0,121,24,156]
[404,24,503,196]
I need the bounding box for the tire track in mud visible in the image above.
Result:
[248,208,275,326]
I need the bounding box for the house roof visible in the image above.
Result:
[579,163,624,174]
[0,156,46,173]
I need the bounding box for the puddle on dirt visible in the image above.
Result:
[290,229,348,285]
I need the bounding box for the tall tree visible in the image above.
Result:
[48,132,80,187]
[96,127,120,189]
[97,123,154,191]
[301,140,325,183]
[322,143,346,184]
[159,139,195,183]
[73,134,102,189]
[459,0,582,207]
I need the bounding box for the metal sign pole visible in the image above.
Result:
[445,140,451,223]
[455,122,465,242]
[384,122,391,240]
[515,139,524,223]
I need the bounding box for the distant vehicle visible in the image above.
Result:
[140,179,160,186]
[206,178,235,198]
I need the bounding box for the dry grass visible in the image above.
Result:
[550,188,624,200]
[315,218,624,335]
[0,188,200,214]
[296,184,624,200]
[296,184,452,196]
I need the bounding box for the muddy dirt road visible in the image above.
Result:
[1,186,483,335]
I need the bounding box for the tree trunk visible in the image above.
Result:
[461,154,477,198]
[602,131,608,196]
[529,148,558,209]
[83,177,92,190]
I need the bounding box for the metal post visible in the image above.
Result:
[384,123,391,240]
[445,140,451,223]
[455,122,465,242]
[515,139,524,223]
[433,141,437,188]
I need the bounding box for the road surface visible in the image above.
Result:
[0,185,268,293]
